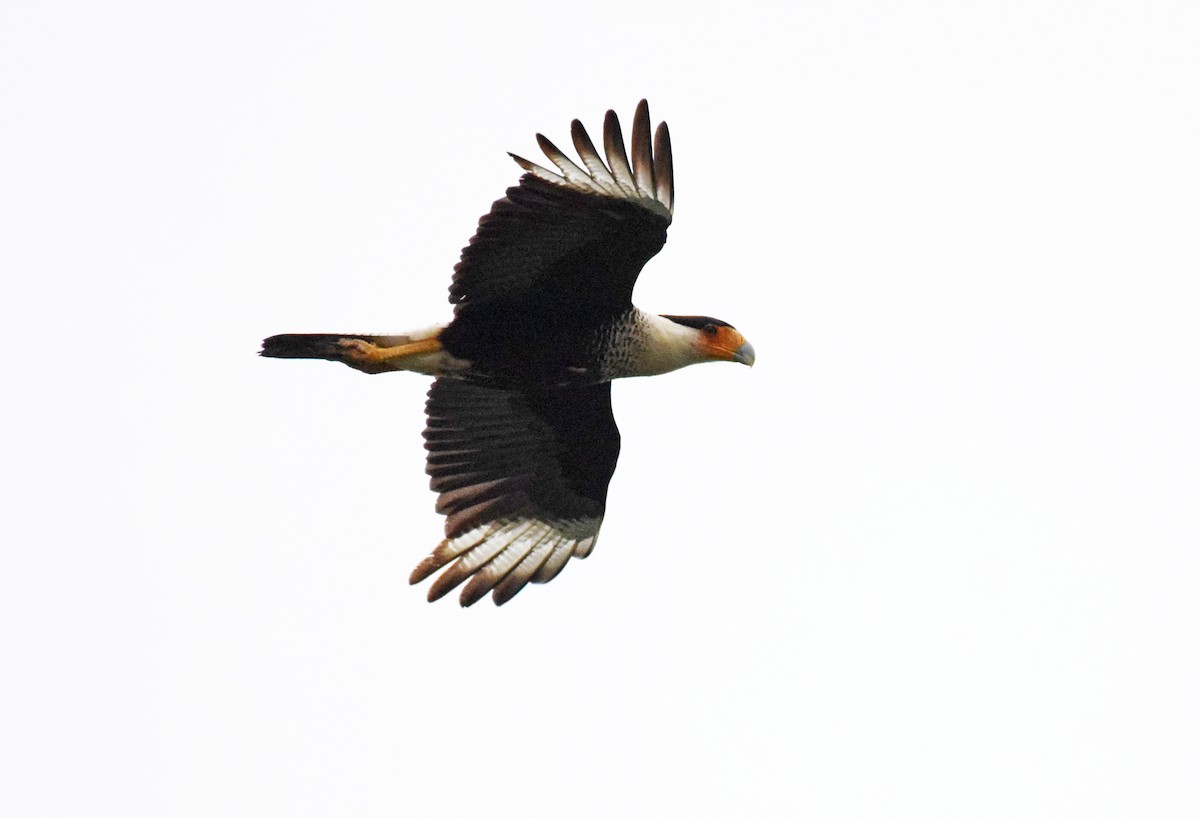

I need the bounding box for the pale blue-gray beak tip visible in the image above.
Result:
[732,341,756,367]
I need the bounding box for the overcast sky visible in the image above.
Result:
[3,2,1198,816]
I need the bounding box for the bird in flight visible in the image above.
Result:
[262,101,754,606]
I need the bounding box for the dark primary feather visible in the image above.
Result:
[653,122,674,211]
[631,99,656,198]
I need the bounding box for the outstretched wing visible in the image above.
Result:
[411,378,621,606]
[449,100,674,316]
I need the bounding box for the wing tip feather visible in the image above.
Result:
[409,519,602,606]
[505,101,672,218]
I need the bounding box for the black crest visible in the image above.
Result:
[660,314,734,330]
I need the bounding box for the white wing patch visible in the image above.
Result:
[509,99,673,221]
[409,517,602,607]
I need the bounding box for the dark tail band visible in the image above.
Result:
[259,333,375,361]
[260,333,394,373]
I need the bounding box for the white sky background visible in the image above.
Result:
[2,1,1198,815]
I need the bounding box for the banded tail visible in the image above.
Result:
[260,325,455,375]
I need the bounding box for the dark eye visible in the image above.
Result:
[703,324,718,336]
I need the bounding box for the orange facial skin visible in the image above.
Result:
[700,324,755,365]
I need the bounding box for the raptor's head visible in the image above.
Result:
[661,315,756,367]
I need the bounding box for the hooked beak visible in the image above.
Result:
[731,340,756,367]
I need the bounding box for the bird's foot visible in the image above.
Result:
[337,336,443,365]
[337,338,381,364]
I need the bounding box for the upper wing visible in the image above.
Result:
[449,100,674,316]
[411,378,621,606]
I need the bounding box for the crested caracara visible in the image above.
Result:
[262,101,755,606]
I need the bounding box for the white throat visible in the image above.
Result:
[618,310,706,378]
